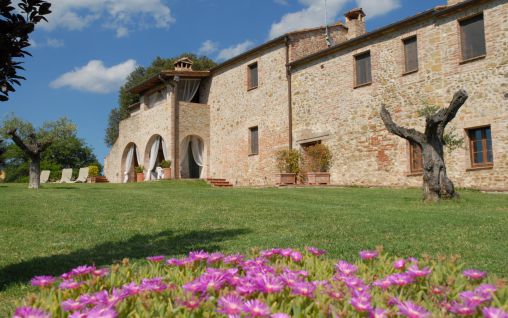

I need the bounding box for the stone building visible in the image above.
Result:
[104,0,507,191]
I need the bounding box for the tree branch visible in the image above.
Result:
[427,90,468,139]
[6,128,34,155]
[380,105,426,144]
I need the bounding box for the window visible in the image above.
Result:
[409,141,423,174]
[468,126,493,167]
[460,14,486,61]
[403,36,418,73]
[248,62,258,90]
[355,51,372,87]
[249,126,259,155]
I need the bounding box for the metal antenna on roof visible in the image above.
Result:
[324,0,333,47]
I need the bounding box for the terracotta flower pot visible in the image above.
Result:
[305,172,330,185]
[277,173,297,185]
[163,168,172,180]
[87,176,97,183]
[136,173,145,182]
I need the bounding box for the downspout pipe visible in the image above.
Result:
[285,36,293,150]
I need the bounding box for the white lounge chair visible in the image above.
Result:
[58,168,74,183]
[75,167,89,183]
[40,170,50,184]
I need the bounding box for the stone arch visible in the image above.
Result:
[180,135,206,179]
[144,134,169,180]
[121,142,141,183]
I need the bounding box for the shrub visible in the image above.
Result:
[160,160,171,169]
[303,144,332,172]
[276,149,301,174]
[135,166,144,174]
[88,165,99,177]
[16,247,508,317]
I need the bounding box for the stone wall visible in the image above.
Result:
[290,0,508,191]
[289,25,347,62]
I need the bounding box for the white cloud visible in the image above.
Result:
[46,38,64,48]
[50,59,137,94]
[356,0,400,19]
[199,40,219,55]
[217,40,255,61]
[39,0,175,37]
[269,0,401,39]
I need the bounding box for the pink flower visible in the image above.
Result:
[61,299,85,312]
[290,251,303,262]
[121,282,142,297]
[71,265,96,277]
[243,299,271,317]
[373,277,393,290]
[388,273,414,286]
[463,269,487,280]
[217,294,244,315]
[180,295,202,311]
[223,254,244,265]
[305,246,326,256]
[146,255,165,262]
[189,250,209,262]
[86,306,118,318]
[291,281,316,298]
[476,284,497,297]
[336,260,358,276]
[370,308,388,318]
[30,276,55,287]
[449,301,477,316]
[459,291,491,305]
[92,268,109,277]
[272,314,291,318]
[59,280,84,290]
[140,277,167,292]
[407,264,432,277]
[482,307,508,318]
[257,275,284,294]
[280,248,293,257]
[397,301,430,318]
[350,292,372,312]
[359,250,379,260]
[166,258,187,267]
[13,307,50,318]
[207,252,224,264]
[394,259,406,270]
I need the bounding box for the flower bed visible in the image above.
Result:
[14,247,508,317]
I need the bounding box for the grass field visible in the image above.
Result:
[0,181,507,315]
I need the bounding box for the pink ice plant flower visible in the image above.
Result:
[359,250,379,260]
[388,273,414,286]
[290,250,303,262]
[166,258,187,267]
[257,274,285,293]
[305,246,327,256]
[476,284,497,296]
[243,299,271,317]
[336,260,358,276]
[394,258,406,270]
[397,301,431,318]
[449,301,478,316]
[460,290,492,305]
[407,264,432,277]
[207,252,224,264]
[463,269,487,280]
[217,294,244,315]
[223,253,244,265]
[291,281,316,298]
[140,277,167,293]
[370,308,389,318]
[189,250,209,262]
[482,307,508,318]
[30,276,55,287]
[61,299,85,312]
[92,268,109,277]
[180,295,202,311]
[85,306,118,318]
[373,277,393,290]
[70,265,96,277]
[60,279,84,290]
[13,307,51,318]
[350,292,372,312]
[271,314,291,318]
[146,255,165,262]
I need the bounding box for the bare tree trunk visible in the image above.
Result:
[380,90,468,202]
[28,156,41,189]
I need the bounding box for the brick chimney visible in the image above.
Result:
[345,8,366,40]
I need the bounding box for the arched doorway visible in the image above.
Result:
[180,135,204,179]
[144,135,169,181]
[121,143,141,183]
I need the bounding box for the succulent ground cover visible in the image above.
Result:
[15,247,508,317]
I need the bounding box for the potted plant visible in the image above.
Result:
[87,165,99,183]
[135,166,144,182]
[160,160,172,179]
[275,149,301,185]
[302,144,332,185]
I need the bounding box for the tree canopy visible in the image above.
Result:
[0,116,100,183]
[104,53,216,147]
[1,0,52,102]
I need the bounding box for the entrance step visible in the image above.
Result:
[206,178,233,188]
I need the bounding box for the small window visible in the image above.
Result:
[403,36,418,73]
[468,126,493,167]
[249,126,259,155]
[248,62,258,90]
[355,51,372,87]
[409,141,423,174]
[460,14,486,61]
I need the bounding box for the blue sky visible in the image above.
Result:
[1,0,444,162]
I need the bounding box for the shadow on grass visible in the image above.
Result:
[0,228,250,291]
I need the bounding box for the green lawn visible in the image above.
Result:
[0,181,507,315]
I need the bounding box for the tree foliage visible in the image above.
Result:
[0,0,52,101]
[104,53,216,147]
[0,116,100,183]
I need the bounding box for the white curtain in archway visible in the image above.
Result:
[178,79,201,102]
[161,138,169,160]
[191,137,204,168]
[146,137,161,181]
[123,145,134,183]
[180,136,204,178]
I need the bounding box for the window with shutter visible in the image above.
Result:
[403,36,418,73]
[355,51,372,87]
[460,14,486,61]
[468,126,493,167]
[248,63,258,90]
[249,126,259,155]
[409,141,423,174]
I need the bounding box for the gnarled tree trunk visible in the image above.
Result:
[28,156,41,189]
[380,90,468,202]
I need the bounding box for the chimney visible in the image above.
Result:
[447,0,466,5]
[345,8,366,40]
[174,57,194,72]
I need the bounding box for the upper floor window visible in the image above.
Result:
[403,36,418,73]
[460,14,486,61]
[248,62,258,90]
[354,51,372,87]
[409,141,423,174]
[468,126,493,167]
[249,126,259,155]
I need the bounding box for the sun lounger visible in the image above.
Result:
[58,168,74,183]
[40,170,50,184]
[75,167,89,183]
